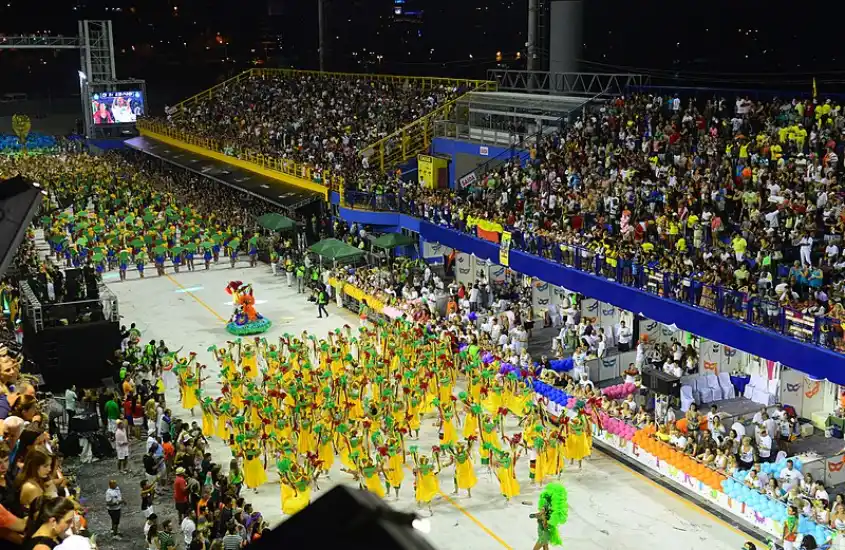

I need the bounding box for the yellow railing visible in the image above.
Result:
[136,119,343,196]
[361,80,498,172]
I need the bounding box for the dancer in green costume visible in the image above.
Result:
[530,482,568,549]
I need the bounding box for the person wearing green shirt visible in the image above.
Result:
[105,395,121,433]
[296,264,306,294]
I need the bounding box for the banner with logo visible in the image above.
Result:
[532,280,551,314]
[499,231,512,267]
[455,252,474,286]
[641,318,661,343]
[488,264,507,284]
[802,376,825,418]
[699,340,722,375]
[597,355,620,382]
[581,298,599,324]
[421,239,452,260]
[779,367,804,415]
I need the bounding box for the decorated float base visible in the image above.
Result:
[226,318,272,336]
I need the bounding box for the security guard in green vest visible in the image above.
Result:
[317,285,329,318]
[295,263,306,293]
[310,265,320,289]
[285,257,294,287]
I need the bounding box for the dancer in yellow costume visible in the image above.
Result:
[411,448,440,514]
[565,402,592,468]
[277,458,315,516]
[198,396,216,438]
[383,438,405,499]
[359,456,386,499]
[493,447,521,504]
[240,341,259,379]
[449,439,478,497]
[242,439,267,490]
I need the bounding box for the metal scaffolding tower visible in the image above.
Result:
[0,21,121,138]
[78,20,117,83]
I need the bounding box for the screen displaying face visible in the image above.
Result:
[91,91,144,125]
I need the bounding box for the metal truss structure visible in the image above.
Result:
[0,21,120,138]
[487,70,650,97]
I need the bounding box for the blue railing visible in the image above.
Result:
[338,190,845,354]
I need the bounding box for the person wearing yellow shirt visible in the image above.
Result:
[739,142,749,160]
[770,143,783,161]
[732,234,748,262]
[676,237,687,253]
[686,213,699,230]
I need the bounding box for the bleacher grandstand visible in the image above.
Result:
[135,69,845,363]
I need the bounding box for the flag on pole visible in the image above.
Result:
[813,77,818,99]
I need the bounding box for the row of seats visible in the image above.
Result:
[680,373,736,411]
[679,373,779,411]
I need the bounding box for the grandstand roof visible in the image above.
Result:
[125,136,321,212]
[459,91,595,116]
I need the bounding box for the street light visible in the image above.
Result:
[77,70,87,82]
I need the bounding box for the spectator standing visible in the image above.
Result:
[140,479,156,518]
[104,393,120,436]
[114,420,129,473]
[159,519,176,550]
[174,467,190,521]
[221,522,243,550]
[63,386,76,425]
[181,510,197,547]
[616,320,633,352]
[105,479,125,538]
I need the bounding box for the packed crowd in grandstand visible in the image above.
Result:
[161,72,845,341]
[166,73,466,190]
[0,62,843,550]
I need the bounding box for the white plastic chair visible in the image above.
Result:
[680,385,695,412]
[694,376,715,404]
[752,387,776,406]
[706,374,723,401]
[717,373,736,399]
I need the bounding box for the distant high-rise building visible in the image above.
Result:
[392,0,423,24]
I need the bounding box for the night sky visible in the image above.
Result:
[0,0,842,104]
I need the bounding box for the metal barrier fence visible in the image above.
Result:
[339,191,845,354]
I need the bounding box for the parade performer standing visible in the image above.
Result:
[530,482,569,550]
[225,281,272,335]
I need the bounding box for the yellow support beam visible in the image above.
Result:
[136,120,332,200]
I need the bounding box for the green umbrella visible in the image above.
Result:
[76,237,88,247]
[211,233,224,243]
[119,251,131,261]
[93,224,105,233]
[185,243,197,253]
[201,241,214,249]
[142,213,155,223]
[48,234,67,244]
[74,221,89,231]
[92,252,104,263]
[39,216,51,226]
[130,238,145,248]
[170,246,184,256]
[154,245,167,256]
[124,214,135,224]
[93,246,104,255]
[228,239,241,250]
